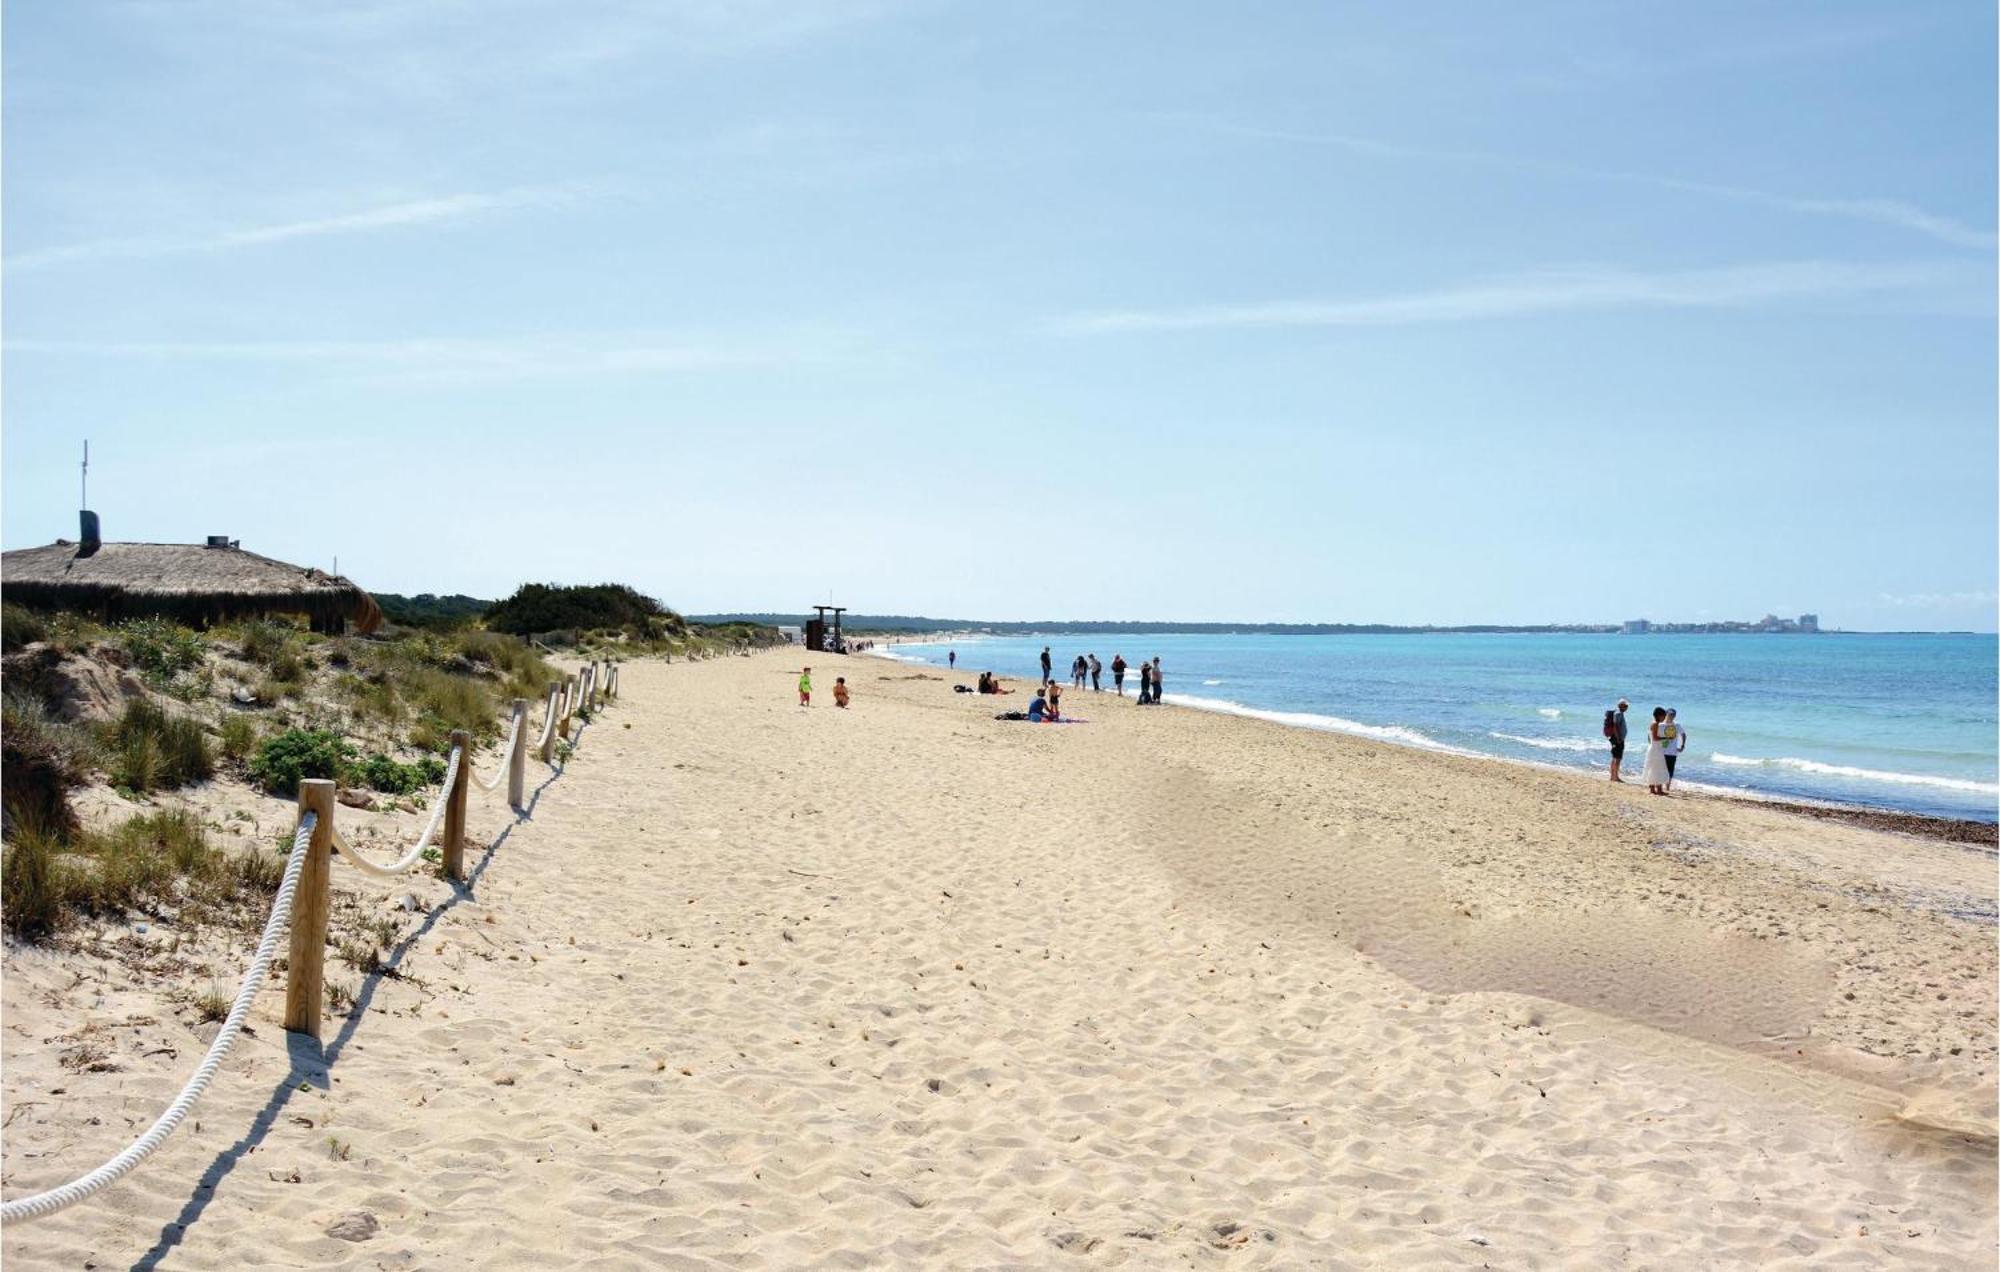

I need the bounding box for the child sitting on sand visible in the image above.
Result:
[833,677,850,708]
[798,667,812,707]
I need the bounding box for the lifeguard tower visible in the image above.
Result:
[804,605,847,653]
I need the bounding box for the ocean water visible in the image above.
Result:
[874,633,1999,822]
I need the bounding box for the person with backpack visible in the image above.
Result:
[1604,701,1628,781]
[1111,654,1128,695]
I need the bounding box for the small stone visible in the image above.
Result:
[325,1211,378,1242]
[492,1073,516,1086]
[925,1078,943,1094]
[396,894,419,912]
[337,789,378,811]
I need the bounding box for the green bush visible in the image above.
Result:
[117,619,207,689]
[1,691,94,840]
[2,823,73,938]
[484,583,669,636]
[104,699,213,791]
[237,620,296,667]
[1,603,49,653]
[349,753,446,794]
[250,728,354,796]
[219,714,259,765]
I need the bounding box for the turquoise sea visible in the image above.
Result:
[874,632,1998,822]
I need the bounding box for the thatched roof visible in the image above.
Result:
[2,540,383,634]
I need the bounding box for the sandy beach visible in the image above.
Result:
[4,648,1995,1268]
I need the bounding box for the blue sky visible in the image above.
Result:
[4,1,1994,630]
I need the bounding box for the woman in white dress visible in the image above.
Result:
[1642,706,1672,795]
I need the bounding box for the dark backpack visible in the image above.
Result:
[1602,714,1617,738]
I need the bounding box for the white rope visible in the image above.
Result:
[1,814,318,1224]
[326,746,461,877]
[535,693,559,751]
[467,713,521,793]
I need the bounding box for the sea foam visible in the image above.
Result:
[1162,693,1477,756]
[1490,731,1599,753]
[1708,753,1999,795]
[1537,707,1562,719]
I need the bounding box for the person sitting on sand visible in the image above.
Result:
[977,671,992,693]
[1642,707,1671,795]
[833,677,850,708]
[1027,689,1047,722]
[798,667,812,707]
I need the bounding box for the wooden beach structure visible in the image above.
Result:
[1,511,383,634]
[805,604,846,653]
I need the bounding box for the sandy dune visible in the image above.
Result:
[5,649,1995,1268]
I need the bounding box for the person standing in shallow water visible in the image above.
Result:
[948,649,955,670]
[1111,654,1127,696]
[1040,646,1052,685]
[1150,657,1163,703]
[1137,659,1153,704]
[1606,699,1629,782]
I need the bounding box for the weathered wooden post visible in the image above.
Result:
[559,675,576,738]
[507,697,528,809]
[442,729,470,881]
[539,681,559,762]
[283,778,336,1039]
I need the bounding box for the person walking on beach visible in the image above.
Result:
[1665,708,1687,789]
[1606,699,1629,782]
[798,667,812,707]
[1111,654,1127,695]
[1089,654,1102,691]
[1040,646,1052,685]
[948,649,956,670]
[1642,707,1672,795]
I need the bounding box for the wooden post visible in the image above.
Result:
[442,729,470,881]
[283,779,336,1039]
[539,681,559,762]
[560,675,576,738]
[507,697,528,809]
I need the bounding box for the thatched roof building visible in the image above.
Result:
[3,514,382,634]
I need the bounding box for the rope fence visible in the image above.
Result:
[0,658,625,1226]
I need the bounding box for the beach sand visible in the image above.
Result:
[5,648,1995,1268]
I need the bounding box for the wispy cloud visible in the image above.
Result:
[1056,260,1969,335]
[3,329,859,381]
[1877,590,1999,609]
[5,186,585,270]
[1173,118,1996,252]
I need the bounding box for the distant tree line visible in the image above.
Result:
[690,613,1624,636]
[372,593,493,631]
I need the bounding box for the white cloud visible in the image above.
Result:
[1171,118,1996,252]
[1056,260,1966,335]
[1877,590,1999,609]
[4,329,858,381]
[5,186,584,270]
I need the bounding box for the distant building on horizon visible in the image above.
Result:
[1618,612,1821,634]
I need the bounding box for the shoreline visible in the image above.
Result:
[862,641,1999,843]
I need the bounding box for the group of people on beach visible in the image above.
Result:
[1035,647,1166,703]
[1604,699,1688,795]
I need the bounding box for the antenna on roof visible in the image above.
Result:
[80,439,89,509]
